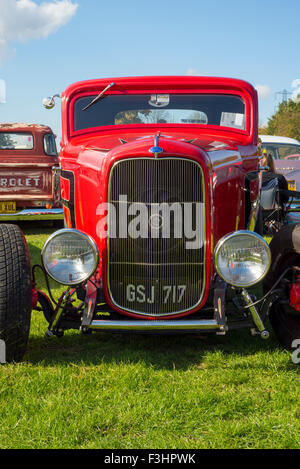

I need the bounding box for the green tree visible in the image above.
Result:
[266,96,300,140]
[258,125,268,135]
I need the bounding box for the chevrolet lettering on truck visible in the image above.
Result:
[1,76,300,362]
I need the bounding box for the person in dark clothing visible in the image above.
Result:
[261,152,289,204]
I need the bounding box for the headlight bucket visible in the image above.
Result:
[42,229,99,286]
[214,230,271,288]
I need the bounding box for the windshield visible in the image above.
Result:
[262,143,300,160]
[74,94,246,132]
[0,132,34,150]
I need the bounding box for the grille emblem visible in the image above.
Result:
[149,213,164,231]
[149,135,163,158]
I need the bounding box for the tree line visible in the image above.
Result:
[259,96,300,140]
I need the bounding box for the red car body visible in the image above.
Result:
[59,77,259,318]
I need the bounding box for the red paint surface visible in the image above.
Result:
[290,276,300,312]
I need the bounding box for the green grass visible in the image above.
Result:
[0,222,300,449]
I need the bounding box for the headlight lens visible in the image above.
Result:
[214,231,271,287]
[42,229,99,286]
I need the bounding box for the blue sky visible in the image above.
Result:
[0,0,300,145]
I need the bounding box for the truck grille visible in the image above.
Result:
[107,158,206,317]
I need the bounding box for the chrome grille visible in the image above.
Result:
[107,158,205,316]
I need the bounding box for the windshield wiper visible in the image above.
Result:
[82,82,115,111]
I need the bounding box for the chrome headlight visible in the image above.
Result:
[214,231,271,287]
[42,229,99,286]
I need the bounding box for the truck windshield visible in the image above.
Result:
[0,132,34,150]
[74,94,245,132]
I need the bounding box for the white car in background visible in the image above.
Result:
[259,135,300,191]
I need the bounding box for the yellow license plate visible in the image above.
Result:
[288,180,296,191]
[0,201,16,213]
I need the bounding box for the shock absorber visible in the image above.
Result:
[241,289,270,339]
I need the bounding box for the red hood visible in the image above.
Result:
[70,130,239,154]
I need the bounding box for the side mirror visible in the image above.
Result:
[43,94,60,110]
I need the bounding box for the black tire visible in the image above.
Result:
[263,223,300,349]
[0,224,32,362]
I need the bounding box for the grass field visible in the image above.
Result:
[0,222,300,449]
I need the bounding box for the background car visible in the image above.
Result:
[259,134,300,191]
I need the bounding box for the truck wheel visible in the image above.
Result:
[263,224,300,349]
[0,224,32,362]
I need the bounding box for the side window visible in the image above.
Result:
[277,145,299,159]
[44,134,58,156]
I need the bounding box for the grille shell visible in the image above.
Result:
[107,157,206,317]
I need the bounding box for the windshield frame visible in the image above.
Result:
[68,89,251,139]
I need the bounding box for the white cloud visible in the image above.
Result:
[255,84,272,99]
[0,0,78,57]
[292,79,300,102]
[0,79,6,103]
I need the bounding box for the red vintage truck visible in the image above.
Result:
[1,76,300,362]
[0,123,63,220]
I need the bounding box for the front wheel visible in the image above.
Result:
[0,224,32,362]
[263,224,300,349]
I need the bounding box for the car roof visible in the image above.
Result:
[0,123,53,134]
[259,134,300,145]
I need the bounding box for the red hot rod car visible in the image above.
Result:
[1,76,300,361]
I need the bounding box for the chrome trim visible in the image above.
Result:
[247,199,260,231]
[280,167,295,171]
[107,157,207,317]
[214,230,271,288]
[90,319,219,331]
[52,165,61,175]
[42,228,99,286]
